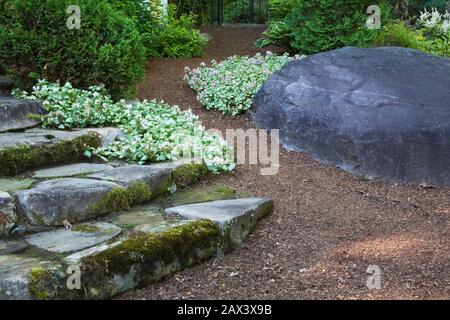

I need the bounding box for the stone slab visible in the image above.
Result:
[26,222,121,253]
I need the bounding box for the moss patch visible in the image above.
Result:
[88,182,152,216]
[28,267,51,300]
[171,163,208,188]
[0,133,101,176]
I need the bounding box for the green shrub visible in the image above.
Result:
[374,21,426,49]
[374,11,450,57]
[267,0,298,21]
[148,6,207,58]
[0,0,146,99]
[258,0,391,54]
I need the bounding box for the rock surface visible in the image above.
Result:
[251,47,450,186]
[26,222,121,253]
[0,97,45,133]
[0,128,102,176]
[0,178,35,193]
[33,163,113,179]
[0,255,50,300]
[165,197,273,253]
[14,178,123,226]
[88,159,204,195]
[0,191,15,238]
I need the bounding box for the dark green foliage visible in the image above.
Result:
[257,0,391,54]
[0,0,146,99]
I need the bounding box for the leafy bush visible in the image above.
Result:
[374,9,450,57]
[150,10,207,58]
[267,0,297,21]
[185,52,303,115]
[0,0,146,99]
[257,0,391,54]
[13,80,234,173]
[374,21,427,49]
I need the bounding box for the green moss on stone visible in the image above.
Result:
[171,163,208,188]
[88,182,152,217]
[28,267,51,300]
[81,220,219,297]
[126,182,153,205]
[0,133,101,176]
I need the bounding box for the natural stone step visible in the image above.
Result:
[14,178,127,226]
[26,222,121,253]
[33,163,114,179]
[0,97,45,133]
[0,128,103,176]
[87,158,207,196]
[26,220,220,299]
[164,197,273,254]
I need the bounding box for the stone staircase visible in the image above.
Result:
[0,91,273,299]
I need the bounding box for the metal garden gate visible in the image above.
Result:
[210,0,268,24]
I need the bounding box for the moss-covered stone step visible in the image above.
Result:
[14,178,130,226]
[87,158,208,197]
[12,160,209,229]
[0,128,108,176]
[0,97,45,133]
[164,198,274,254]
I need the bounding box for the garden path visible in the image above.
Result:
[121,26,450,299]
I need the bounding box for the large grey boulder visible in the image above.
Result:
[14,178,124,226]
[0,97,45,133]
[251,47,450,186]
[164,197,273,254]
